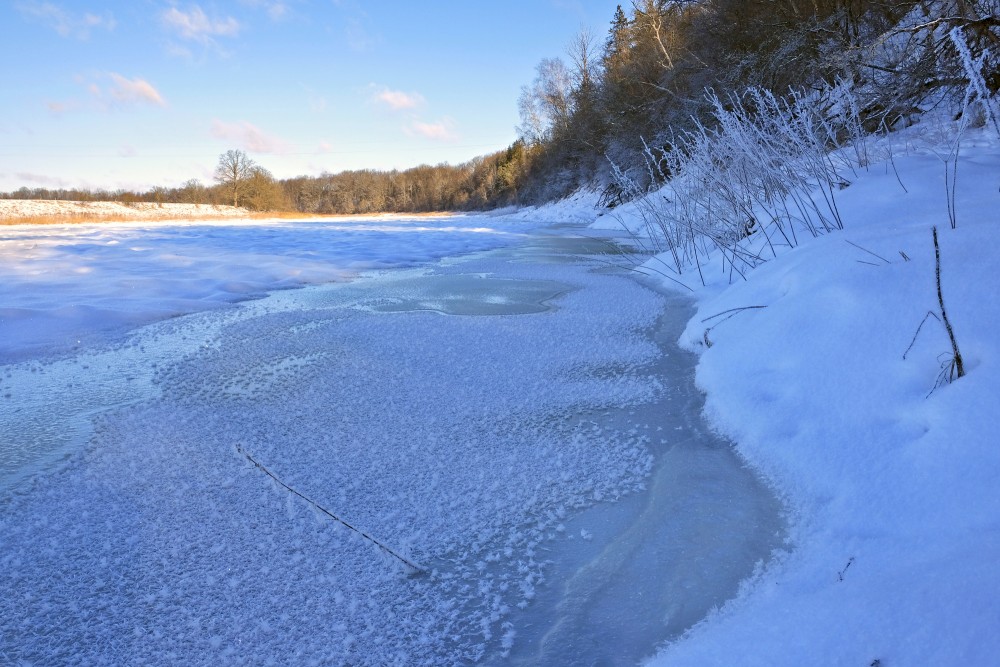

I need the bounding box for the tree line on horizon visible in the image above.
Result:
[0,142,535,215]
[3,1,997,214]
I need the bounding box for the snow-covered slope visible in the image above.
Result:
[600,127,1000,665]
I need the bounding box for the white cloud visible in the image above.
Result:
[46,73,165,114]
[106,74,166,107]
[211,120,290,154]
[407,118,459,142]
[371,86,425,111]
[365,85,456,141]
[164,42,194,60]
[331,0,375,52]
[17,2,116,39]
[46,100,78,115]
[344,16,374,52]
[161,5,240,44]
[241,0,288,21]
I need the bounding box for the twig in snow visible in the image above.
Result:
[912,229,966,397]
[845,240,891,265]
[630,264,695,292]
[886,132,908,194]
[701,305,767,323]
[586,252,640,274]
[837,556,855,582]
[929,354,964,397]
[903,311,941,360]
[933,226,965,380]
[700,306,767,348]
[235,443,425,575]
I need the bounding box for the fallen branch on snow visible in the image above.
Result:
[236,443,425,575]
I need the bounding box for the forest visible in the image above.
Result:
[3,0,998,214]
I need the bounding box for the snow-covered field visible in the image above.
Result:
[0,199,248,222]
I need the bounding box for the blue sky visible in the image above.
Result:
[0,1,621,192]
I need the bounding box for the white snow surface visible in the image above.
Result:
[580,124,1000,665]
[0,199,248,221]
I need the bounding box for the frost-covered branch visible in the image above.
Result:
[610,83,868,284]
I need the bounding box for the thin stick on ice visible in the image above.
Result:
[235,443,425,574]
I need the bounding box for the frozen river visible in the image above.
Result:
[0,217,782,665]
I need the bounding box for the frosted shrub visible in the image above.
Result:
[612,84,868,284]
[938,26,1000,228]
[950,25,1000,136]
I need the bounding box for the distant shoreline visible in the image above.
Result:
[0,200,457,225]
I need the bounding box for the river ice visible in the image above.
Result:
[1,220,782,665]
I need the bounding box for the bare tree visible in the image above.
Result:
[568,28,600,90]
[178,178,207,205]
[214,149,256,208]
[517,58,574,144]
[243,166,290,211]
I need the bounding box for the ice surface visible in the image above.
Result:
[0,215,532,363]
[0,221,786,665]
[494,297,783,666]
[354,274,573,316]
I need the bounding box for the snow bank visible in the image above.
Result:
[496,188,605,226]
[630,127,1000,664]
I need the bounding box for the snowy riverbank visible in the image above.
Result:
[554,125,998,664]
